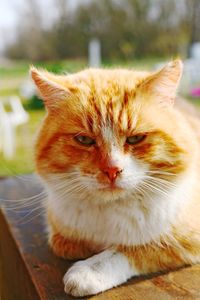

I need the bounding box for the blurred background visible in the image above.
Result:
[0,0,200,176]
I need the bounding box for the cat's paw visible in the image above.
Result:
[63,262,107,297]
[63,250,136,297]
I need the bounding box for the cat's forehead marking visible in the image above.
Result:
[86,88,138,135]
[79,71,146,136]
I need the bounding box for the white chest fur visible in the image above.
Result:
[47,174,193,247]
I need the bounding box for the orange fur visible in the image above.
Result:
[118,242,184,273]
[50,233,100,260]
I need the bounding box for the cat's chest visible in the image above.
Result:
[48,193,172,246]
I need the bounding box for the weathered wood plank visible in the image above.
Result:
[0,175,200,300]
[0,175,75,300]
[0,209,40,300]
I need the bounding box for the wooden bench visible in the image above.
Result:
[0,175,200,300]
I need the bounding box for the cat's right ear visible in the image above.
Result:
[30,66,71,110]
[138,60,183,107]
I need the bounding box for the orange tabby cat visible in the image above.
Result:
[31,60,200,297]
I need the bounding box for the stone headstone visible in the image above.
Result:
[88,38,101,67]
[190,42,200,60]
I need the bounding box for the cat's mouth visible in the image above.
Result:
[98,183,124,192]
[96,183,128,202]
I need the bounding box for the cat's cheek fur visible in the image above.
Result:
[63,249,137,297]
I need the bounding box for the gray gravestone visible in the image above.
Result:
[88,38,101,67]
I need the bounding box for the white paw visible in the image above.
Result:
[63,262,108,297]
[63,250,136,297]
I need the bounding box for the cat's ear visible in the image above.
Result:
[140,60,183,106]
[30,66,71,110]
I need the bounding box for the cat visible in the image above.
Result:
[31,60,200,297]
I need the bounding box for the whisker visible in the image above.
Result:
[1,190,46,203]
[144,177,176,189]
[141,181,169,197]
[54,184,87,200]
[2,198,47,211]
[19,207,46,224]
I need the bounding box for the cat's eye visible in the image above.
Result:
[126,135,146,145]
[74,135,96,146]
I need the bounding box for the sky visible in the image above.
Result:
[0,0,18,52]
[0,0,89,54]
[0,0,83,26]
[0,1,17,28]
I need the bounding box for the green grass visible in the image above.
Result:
[102,57,164,69]
[0,62,29,77]
[0,88,20,97]
[0,59,88,97]
[0,58,87,77]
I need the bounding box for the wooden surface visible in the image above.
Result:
[0,175,200,300]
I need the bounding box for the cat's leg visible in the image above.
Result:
[63,249,136,297]
[63,239,194,297]
[49,232,101,260]
[118,242,185,275]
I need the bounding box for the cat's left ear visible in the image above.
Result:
[30,67,72,110]
[140,59,183,106]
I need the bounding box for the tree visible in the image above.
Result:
[4,0,193,61]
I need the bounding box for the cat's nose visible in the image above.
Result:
[103,166,123,182]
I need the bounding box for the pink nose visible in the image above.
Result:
[103,166,123,182]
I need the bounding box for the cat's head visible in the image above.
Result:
[31,60,195,203]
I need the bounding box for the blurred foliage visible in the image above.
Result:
[24,94,44,110]
[4,0,200,62]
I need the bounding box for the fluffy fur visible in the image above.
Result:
[31,60,200,297]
